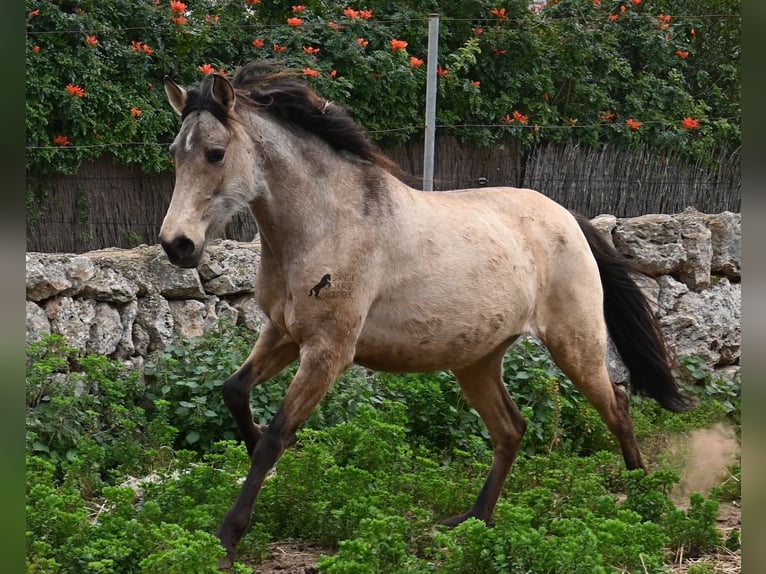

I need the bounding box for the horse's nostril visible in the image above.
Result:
[174,236,195,258]
[161,235,196,261]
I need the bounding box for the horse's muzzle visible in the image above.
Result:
[160,235,201,268]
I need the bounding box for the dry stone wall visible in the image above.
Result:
[26,208,741,380]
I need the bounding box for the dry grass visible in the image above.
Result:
[667,546,741,574]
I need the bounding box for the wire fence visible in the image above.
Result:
[25,10,740,36]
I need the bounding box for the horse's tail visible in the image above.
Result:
[575,214,696,413]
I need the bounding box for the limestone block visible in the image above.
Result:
[676,209,712,290]
[230,295,266,333]
[704,211,741,279]
[80,265,139,303]
[87,302,123,356]
[26,254,96,301]
[136,293,174,352]
[43,296,96,353]
[26,301,50,344]
[199,241,259,295]
[590,214,617,249]
[146,257,205,299]
[658,276,740,366]
[168,299,211,339]
[114,301,138,359]
[613,214,685,275]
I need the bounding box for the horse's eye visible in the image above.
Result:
[206,149,225,164]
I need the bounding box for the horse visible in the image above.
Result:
[160,61,695,569]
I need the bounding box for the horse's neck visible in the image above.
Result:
[250,151,382,262]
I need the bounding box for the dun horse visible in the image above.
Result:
[160,62,694,568]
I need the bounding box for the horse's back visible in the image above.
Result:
[402,185,594,281]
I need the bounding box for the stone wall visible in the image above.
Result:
[25,208,741,380]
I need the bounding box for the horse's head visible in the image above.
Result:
[160,73,254,268]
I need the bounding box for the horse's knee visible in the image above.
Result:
[222,365,252,410]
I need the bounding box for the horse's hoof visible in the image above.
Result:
[440,511,474,528]
[217,555,233,571]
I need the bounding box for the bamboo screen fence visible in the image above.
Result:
[26,138,740,253]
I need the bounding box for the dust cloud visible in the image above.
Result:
[669,422,740,504]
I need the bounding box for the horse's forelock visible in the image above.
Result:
[180,75,230,126]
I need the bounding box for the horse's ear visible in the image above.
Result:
[164,76,187,116]
[211,74,236,113]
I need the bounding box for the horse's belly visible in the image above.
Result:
[353,313,524,373]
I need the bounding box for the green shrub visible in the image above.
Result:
[429,499,669,574]
[318,515,431,574]
[25,319,741,573]
[143,319,293,451]
[26,443,253,573]
[664,492,722,557]
[325,369,490,455]
[26,334,161,490]
[259,403,432,543]
[26,0,739,177]
[623,468,678,523]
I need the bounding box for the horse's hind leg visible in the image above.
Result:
[443,346,527,527]
[543,329,645,471]
[221,321,299,456]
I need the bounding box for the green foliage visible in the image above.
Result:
[26,450,240,573]
[503,338,612,456]
[664,492,722,557]
[314,368,490,456]
[318,515,431,574]
[623,468,678,523]
[25,334,160,490]
[429,492,668,573]
[630,357,741,441]
[677,355,741,423]
[143,318,291,451]
[26,0,740,178]
[25,322,740,572]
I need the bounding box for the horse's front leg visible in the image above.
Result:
[216,341,353,569]
[221,321,299,456]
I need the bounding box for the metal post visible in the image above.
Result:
[423,13,439,191]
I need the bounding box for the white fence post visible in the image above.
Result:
[423,13,439,191]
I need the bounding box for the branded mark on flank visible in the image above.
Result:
[309,274,332,298]
[309,273,356,300]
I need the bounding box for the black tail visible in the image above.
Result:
[575,214,696,413]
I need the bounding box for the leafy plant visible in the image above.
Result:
[25,318,741,573]
[25,447,250,574]
[664,492,722,557]
[503,337,613,456]
[143,318,290,451]
[25,334,156,488]
[25,0,740,179]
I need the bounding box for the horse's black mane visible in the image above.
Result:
[182,61,398,174]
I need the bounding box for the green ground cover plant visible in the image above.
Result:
[26,322,740,572]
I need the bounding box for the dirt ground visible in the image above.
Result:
[245,501,741,574]
[247,540,328,574]
[667,500,741,574]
